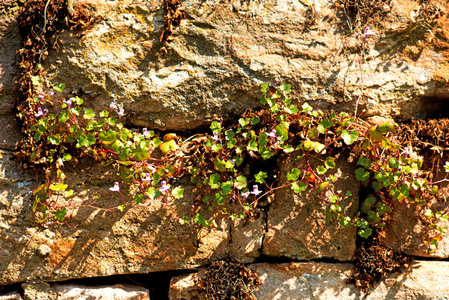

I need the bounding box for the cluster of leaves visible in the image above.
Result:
[24,82,448,252]
[30,84,185,223]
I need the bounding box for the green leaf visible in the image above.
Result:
[78,133,96,148]
[317,119,332,133]
[50,183,68,192]
[275,124,288,142]
[261,82,270,93]
[48,134,61,145]
[357,157,371,169]
[307,128,318,140]
[255,171,268,183]
[83,108,95,119]
[221,181,233,195]
[31,75,41,86]
[172,187,184,199]
[74,96,84,105]
[358,227,373,238]
[317,181,329,193]
[360,194,376,213]
[133,194,144,204]
[280,84,291,94]
[62,153,72,162]
[160,139,178,153]
[235,175,247,190]
[325,157,336,169]
[210,121,222,133]
[146,187,160,200]
[377,122,396,134]
[55,208,67,221]
[239,118,250,127]
[58,111,70,123]
[292,182,307,193]
[53,83,65,92]
[355,168,370,181]
[287,168,301,181]
[317,166,327,175]
[302,102,313,112]
[99,130,116,145]
[367,126,383,142]
[251,117,260,125]
[208,174,220,189]
[194,213,210,227]
[341,129,358,145]
[64,189,74,198]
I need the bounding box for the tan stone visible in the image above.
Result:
[169,261,449,300]
[38,0,449,132]
[0,292,22,300]
[0,154,232,285]
[262,154,359,261]
[383,183,449,258]
[22,283,149,300]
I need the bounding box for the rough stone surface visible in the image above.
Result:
[0,292,22,300]
[169,261,449,300]
[22,282,149,300]
[383,161,449,258]
[0,0,20,115]
[262,155,359,261]
[0,148,234,285]
[39,0,449,131]
[229,211,265,263]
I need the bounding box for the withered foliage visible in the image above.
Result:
[160,0,185,54]
[200,260,261,300]
[397,119,449,177]
[338,0,392,29]
[348,234,413,292]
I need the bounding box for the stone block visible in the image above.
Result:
[262,154,359,261]
[23,282,149,300]
[169,261,449,300]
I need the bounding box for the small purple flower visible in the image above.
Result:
[159,181,170,192]
[117,108,125,118]
[35,107,47,117]
[142,173,152,182]
[365,27,375,38]
[251,185,262,196]
[38,94,44,101]
[212,132,219,141]
[142,128,149,138]
[267,129,277,141]
[64,98,73,109]
[401,147,410,157]
[230,158,235,164]
[110,102,117,111]
[109,182,120,192]
[242,191,251,199]
[48,89,55,96]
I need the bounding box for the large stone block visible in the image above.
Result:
[38,0,449,132]
[262,154,359,261]
[0,154,232,285]
[169,261,449,300]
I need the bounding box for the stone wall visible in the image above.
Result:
[1,0,449,299]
